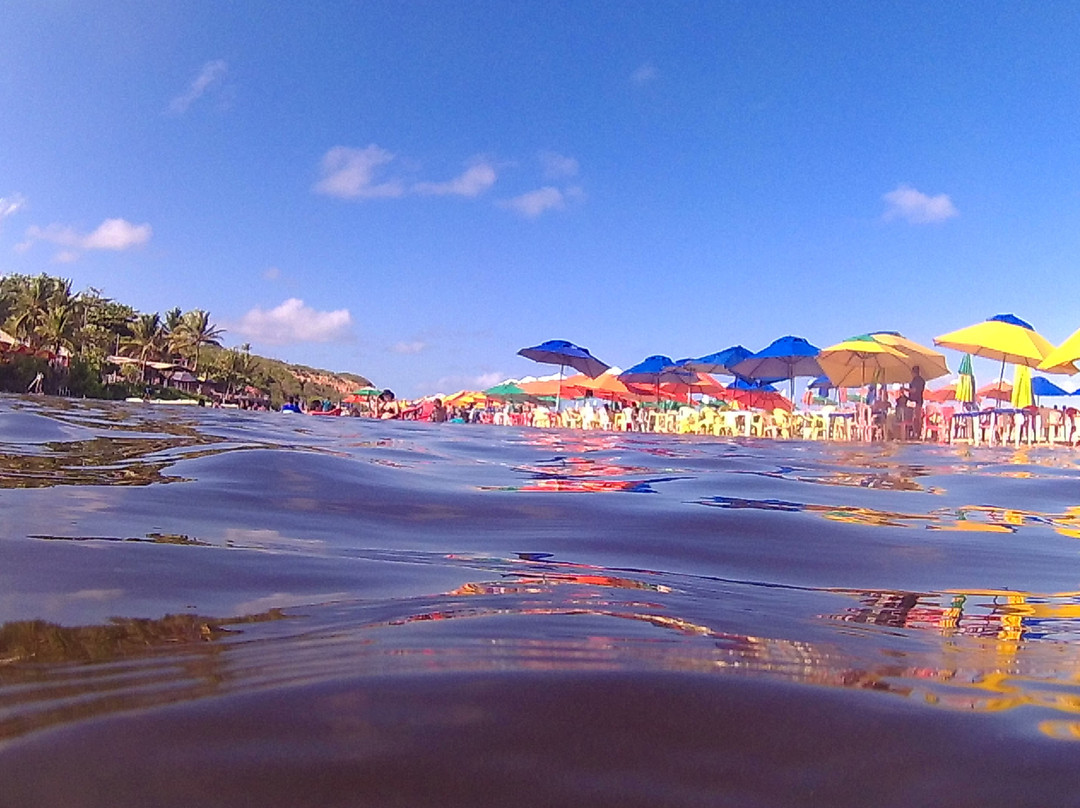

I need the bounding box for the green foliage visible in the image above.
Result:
[1,272,373,404]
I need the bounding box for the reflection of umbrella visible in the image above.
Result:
[680,345,753,376]
[518,339,610,410]
[731,336,821,401]
[1011,365,1033,409]
[1039,327,1080,374]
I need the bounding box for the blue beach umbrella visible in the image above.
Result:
[517,339,610,379]
[619,355,696,402]
[731,335,822,402]
[680,345,754,377]
[518,339,610,411]
[1031,376,1069,400]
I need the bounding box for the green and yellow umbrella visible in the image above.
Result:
[818,333,947,388]
[955,354,976,405]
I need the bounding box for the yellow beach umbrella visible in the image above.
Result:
[869,332,950,381]
[934,314,1056,368]
[1038,326,1080,375]
[1011,364,1033,409]
[818,335,919,388]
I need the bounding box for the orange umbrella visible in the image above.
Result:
[978,380,1012,403]
[924,382,958,403]
[561,372,646,402]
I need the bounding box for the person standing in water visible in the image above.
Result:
[909,366,925,438]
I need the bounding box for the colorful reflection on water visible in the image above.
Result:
[5,398,1080,804]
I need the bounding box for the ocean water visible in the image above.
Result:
[2,395,1080,806]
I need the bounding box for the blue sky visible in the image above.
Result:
[3,2,1080,396]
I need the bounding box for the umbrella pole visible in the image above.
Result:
[556,365,564,414]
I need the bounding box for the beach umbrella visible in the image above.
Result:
[955,354,976,406]
[726,378,793,412]
[680,345,753,376]
[1011,365,1033,409]
[731,336,822,402]
[924,382,958,403]
[517,340,609,378]
[1031,376,1069,398]
[1038,326,1080,375]
[934,314,1059,395]
[978,380,1012,403]
[484,381,532,401]
[518,339,610,411]
[818,335,910,388]
[869,332,950,381]
[618,355,697,402]
[561,372,646,403]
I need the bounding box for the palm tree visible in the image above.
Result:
[177,309,224,372]
[124,313,165,383]
[163,307,185,362]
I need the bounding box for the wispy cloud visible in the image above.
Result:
[390,340,427,355]
[882,184,958,224]
[631,61,658,85]
[313,145,406,199]
[234,298,352,345]
[0,193,26,225]
[413,161,497,197]
[17,217,152,261]
[539,151,579,180]
[501,186,584,219]
[168,60,229,115]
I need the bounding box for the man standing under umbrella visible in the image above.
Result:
[909,365,925,438]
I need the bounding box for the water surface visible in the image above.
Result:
[2,396,1080,806]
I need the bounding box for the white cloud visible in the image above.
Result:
[18,217,151,261]
[263,266,281,281]
[631,62,658,85]
[500,186,583,218]
[882,184,958,224]
[235,298,353,345]
[82,218,152,250]
[413,161,497,197]
[313,145,406,199]
[0,193,26,223]
[539,151,579,180]
[390,340,427,355]
[169,60,229,114]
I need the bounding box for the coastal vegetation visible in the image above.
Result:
[0,273,372,406]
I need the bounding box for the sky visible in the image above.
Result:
[3,1,1080,397]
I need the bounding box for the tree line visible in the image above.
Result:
[1,273,282,401]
